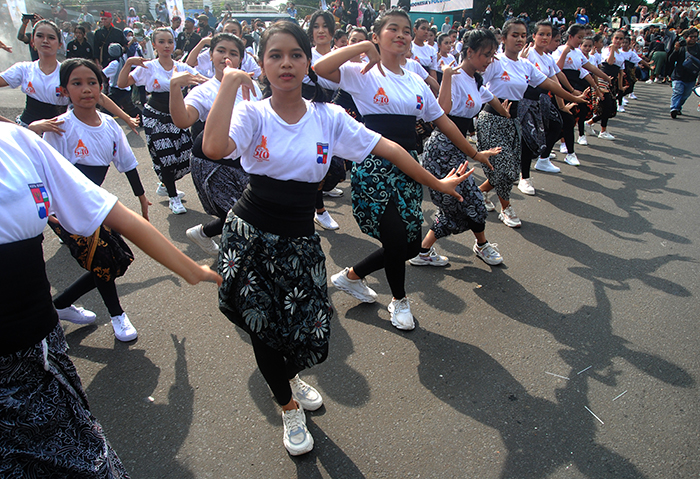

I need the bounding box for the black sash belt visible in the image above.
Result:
[21,96,62,124]
[147,91,170,113]
[364,114,417,150]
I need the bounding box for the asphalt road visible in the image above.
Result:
[2,82,699,479]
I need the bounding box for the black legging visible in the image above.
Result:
[560,109,576,154]
[591,91,616,128]
[251,333,302,406]
[53,272,123,317]
[202,202,228,238]
[352,202,421,300]
[577,103,590,137]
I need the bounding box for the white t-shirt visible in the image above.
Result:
[482,54,547,101]
[0,122,116,244]
[452,41,463,58]
[42,110,138,173]
[589,51,603,68]
[338,62,443,120]
[225,99,381,183]
[0,60,70,106]
[600,47,625,68]
[621,50,643,65]
[527,49,560,78]
[403,58,429,80]
[196,49,262,79]
[103,58,129,91]
[448,73,494,119]
[184,77,262,122]
[437,53,458,70]
[553,46,591,71]
[302,47,341,91]
[412,42,438,71]
[130,60,198,92]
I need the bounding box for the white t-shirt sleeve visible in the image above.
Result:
[224,101,260,160]
[337,62,366,95]
[418,80,444,122]
[329,104,380,162]
[527,60,549,87]
[480,84,494,103]
[130,64,148,85]
[0,62,28,89]
[110,120,139,173]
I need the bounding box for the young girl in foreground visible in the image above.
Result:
[202,20,468,456]
[44,59,150,341]
[169,33,262,256]
[315,9,491,330]
[0,121,220,476]
[118,27,206,215]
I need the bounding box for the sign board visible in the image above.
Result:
[391,0,472,14]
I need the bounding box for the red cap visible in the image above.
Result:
[100,11,112,18]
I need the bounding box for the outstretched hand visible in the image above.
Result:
[437,162,473,201]
[361,40,384,76]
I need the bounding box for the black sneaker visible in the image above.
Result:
[671,110,679,119]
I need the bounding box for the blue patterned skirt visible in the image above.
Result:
[350,151,424,243]
[218,213,332,371]
[0,323,128,478]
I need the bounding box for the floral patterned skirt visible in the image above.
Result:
[0,323,129,478]
[218,213,332,371]
[350,151,423,243]
[423,130,487,239]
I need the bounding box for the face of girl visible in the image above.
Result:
[546,33,560,53]
[33,24,60,55]
[414,22,429,42]
[335,34,348,48]
[152,31,174,57]
[468,45,496,72]
[261,32,310,92]
[580,39,593,55]
[612,33,624,48]
[212,39,242,72]
[534,26,552,48]
[63,65,101,109]
[427,30,435,44]
[622,38,630,50]
[223,23,242,37]
[375,16,412,56]
[439,38,452,55]
[504,24,527,53]
[348,31,367,45]
[568,31,584,48]
[313,17,331,46]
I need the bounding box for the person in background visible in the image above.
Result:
[483,5,493,28]
[127,7,139,28]
[66,25,93,59]
[668,28,700,118]
[575,7,589,25]
[176,17,202,60]
[204,6,216,25]
[77,6,94,28]
[94,11,126,68]
[171,15,183,35]
[17,13,42,61]
[197,14,214,38]
[441,16,452,34]
[287,1,298,18]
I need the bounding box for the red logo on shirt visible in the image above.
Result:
[500,71,511,82]
[535,62,541,71]
[316,143,328,164]
[253,136,270,161]
[566,56,574,66]
[74,139,89,158]
[416,95,424,111]
[373,87,389,104]
[29,183,50,219]
[26,81,36,94]
[465,94,475,109]
[153,79,160,90]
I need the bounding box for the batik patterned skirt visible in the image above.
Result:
[190,155,249,217]
[351,151,423,243]
[423,130,487,239]
[142,104,192,183]
[218,213,332,371]
[476,111,521,202]
[0,323,129,478]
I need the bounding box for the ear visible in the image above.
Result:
[59,86,70,97]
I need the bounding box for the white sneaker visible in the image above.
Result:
[289,375,323,411]
[498,205,521,228]
[169,197,187,214]
[598,130,615,140]
[517,177,535,196]
[483,191,496,212]
[534,157,561,173]
[331,268,378,303]
[628,93,638,100]
[559,143,568,154]
[468,134,478,144]
[111,313,138,341]
[645,79,654,84]
[314,211,339,230]
[549,152,557,159]
[622,97,629,106]
[56,305,97,324]
[473,240,503,265]
[408,246,449,266]
[565,153,580,166]
[388,297,414,330]
[186,224,219,256]
[617,104,626,113]
[156,183,185,198]
[282,403,313,456]
[322,187,343,198]
[585,122,597,136]
[577,135,588,146]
